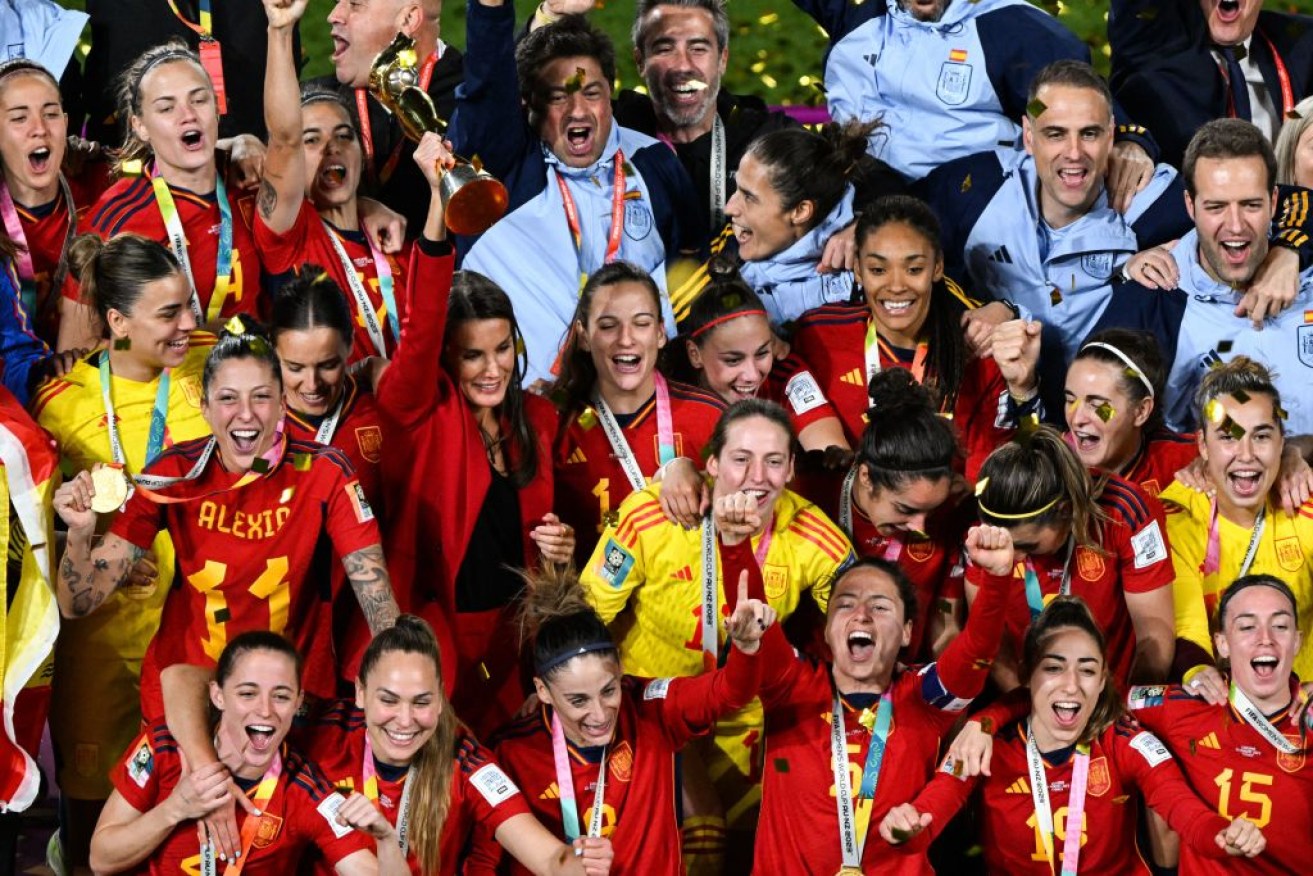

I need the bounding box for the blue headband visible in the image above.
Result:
[536,641,615,676]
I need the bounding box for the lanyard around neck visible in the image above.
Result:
[362,733,415,855]
[831,689,892,869]
[323,220,399,356]
[98,351,171,472]
[555,149,626,291]
[550,712,607,841]
[151,172,233,324]
[592,372,675,492]
[1026,721,1090,876]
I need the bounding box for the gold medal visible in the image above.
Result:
[600,510,620,529]
[90,465,130,514]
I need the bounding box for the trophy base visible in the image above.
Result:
[445,175,510,237]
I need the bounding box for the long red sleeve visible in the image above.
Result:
[375,237,454,425]
[651,642,763,750]
[937,568,1011,700]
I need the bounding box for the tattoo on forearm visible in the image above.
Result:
[345,545,400,633]
[257,178,278,219]
[61,543,142,617]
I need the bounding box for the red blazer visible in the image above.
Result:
[376,240,556,618]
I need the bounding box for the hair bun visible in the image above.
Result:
[866,367,934,415]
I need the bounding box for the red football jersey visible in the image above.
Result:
[761,350,843,437]
[112,435,381,710]
[751,571,1009,875]
[1129,681,1312,875]
[1119,429,1198,499]
[112,721,371,875]
[255,202,409,362]
[468,648,761,876]
[67,170,261,319]
[790,303,1013,481]
[301,701,531,876]
[553,380,724,557]
[794,463,969,662]
[908,717,1231,874]
[966,474,1173,686]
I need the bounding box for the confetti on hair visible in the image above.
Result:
[974,477,990,497]
[279,487,295,504]
[1216,340,1234,354]
[293,453,312,472]
[224,316,246,335]
[564,67,586,94]
[251,457,271,474]
[1095,402,1115,422]
[120,159,144,176]
[248,337,270,357]
[720,291,743,309]
[1288,109,1304,120]
[1232,389,1250,404]
[774,758,790,773]
[1027,98,1047,118]
[1278,405,1289,420]
[113,338,131,350]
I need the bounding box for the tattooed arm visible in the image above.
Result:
[258,0,309,234]
[57,532,144,618]
[343,545,400,633]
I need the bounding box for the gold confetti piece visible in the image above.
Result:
[1095,402,1115,422]
[121,159,144,176]
[224,315,246,335]
[750,60,766,74]
[113,338,131,350]
[279,487,295,504]
[293,453,312,472]
[758,12,779,24]
[960,173,972,193]
[248,337,270,356]
[974,477,990,496]
[471,154,484,173]
[1278,405,1290,420]
[1050,287,1063,306]
[721,291,743,309]
[1217,340,1234,353]
[564,66,586,94]
[1226,419,1246,441]
[1232,389,1250,404]
[1205,398,1227,424]
[890,826,916,842]
[760,74,777,89]
[251,457,271,474]
[1027,98,1047,117]
[622,161,636,176]
[858,707,876,732]
[480,662,491,680]
[774,758,790,772]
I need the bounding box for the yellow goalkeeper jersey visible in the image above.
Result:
[1161,481,1313,680]
[582,482,855,680]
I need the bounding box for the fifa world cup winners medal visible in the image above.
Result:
[90,464,131,513]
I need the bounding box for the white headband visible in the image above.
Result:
[1080,342,1155,398]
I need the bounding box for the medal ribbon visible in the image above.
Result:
[98,351,171,470]
[362,733,414,854]
[1024,539,1075,620]
[1229,681,1302,754]
[697,512,773,667]
[313,390,347,446]
[356,51,441,186]
[200,750,282,876]
[151,172,233,323]
[550,713,607,841]
[1026,722,1089,876]
[132,427,281,503]
[323,221,400,355]
[592,372,675,492]
[554,149,626,289]
[838,464,902,563]
[831,691,892,869]
[166,0,213,35]
[1201,498,1265,579]
[709,115,726,231]
[863,318,928,406]
[0,180,35,281]
[0,174,77,326]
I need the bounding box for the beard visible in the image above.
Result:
[647,75,719,129]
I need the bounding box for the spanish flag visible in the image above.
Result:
[0,386,58,812]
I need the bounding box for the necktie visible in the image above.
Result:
[1220,45,1253,122]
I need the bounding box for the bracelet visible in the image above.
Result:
[532,2,561,27]
[1182,664,1212,687]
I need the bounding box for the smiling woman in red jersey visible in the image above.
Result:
[970,425,1176,688]
[467,562,771,875]
[795,368,968,663]
[375,134,573,739]
[256,0,407,365]
[0,59,109,345]
[60,41,261,353]
[1128,575,1311,875]
[1064,328,1199,498]
[552,261,724,560]
[305,615,607,876]
[791,195,1040,482]
[92,632,401,876]
[674,260,849,453]
[882,596,1267,873]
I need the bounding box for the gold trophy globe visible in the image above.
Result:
[368,33,509,235]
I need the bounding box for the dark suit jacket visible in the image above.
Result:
[1109,0,1313,168]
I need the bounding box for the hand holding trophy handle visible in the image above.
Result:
[368,33,509,235]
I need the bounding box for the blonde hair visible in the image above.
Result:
[1275,96,1313,186]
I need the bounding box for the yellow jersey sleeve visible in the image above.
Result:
[775,494,855,614]
[581,484,661,624]
[1160,483,1213,662]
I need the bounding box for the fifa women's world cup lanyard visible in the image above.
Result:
[1026,720,1090,875]
[323,222,400,357]
[96,351,172,509]
[362,733,415,855]
[151,170,234,325]
[1229,682,1304,754]
[0,173,77,317]
[863,317,928,408]
[592,372,675,492]
[830,687,892,874]
[556,150,626,291]
[199,752,283,876]
[699,513,773,670]
[551,713,607,841]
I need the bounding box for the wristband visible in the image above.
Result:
[1182,664,1213,687]
[532,2,561,27]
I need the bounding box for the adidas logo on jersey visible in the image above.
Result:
[987,245,1013,264]
[540,782,560,800]
[1005,777,1031,794]
[566,447,587,464]
[863,53,878,67]
[840,368,865,386]
[674,566,693,581]
[1196,733,1220,750]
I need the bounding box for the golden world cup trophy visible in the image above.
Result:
[368,33,509,235]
